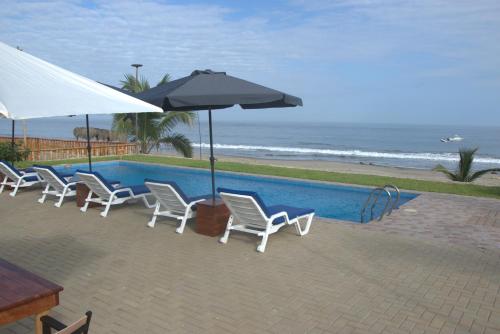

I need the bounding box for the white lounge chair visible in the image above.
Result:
[33,165,78,207]
[218,187,315,253]
[0,160,42,197]
[144,179,209,233]
[76,170,155,217]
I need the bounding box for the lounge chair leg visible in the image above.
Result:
[219,216,233,244]
[80,191,93,213]
[295,214,314,236]
[176,215,188,234]
[257,233,269,253]
[54,187,67,208]
[38,184,50,204]
[142,195,156,209]
[0,176,7,194]
[147,202,160,228]
[100,196,114,218]
[9,179,22,197]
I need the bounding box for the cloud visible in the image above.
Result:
[0,0,500,124]
[1,1,282,80]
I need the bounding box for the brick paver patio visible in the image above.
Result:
[1,188,499,334]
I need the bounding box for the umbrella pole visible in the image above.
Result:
[85,114,92,172]
[197,112,202,160]
[11,120,15,164]
[208,109,216,204]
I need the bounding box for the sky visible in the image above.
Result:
[1,0,500,126]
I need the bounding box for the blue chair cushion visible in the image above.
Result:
[266,205,315,224]
[217,187,314,224]
[20,167,35,173]
[1,160,22,176]
[115,185,150,198]
[23,175,39,183]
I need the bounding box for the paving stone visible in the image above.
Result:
[0,190,499,334]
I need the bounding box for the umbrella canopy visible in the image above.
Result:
[133,69,303,202]
[0,41,162,169]
[135,69,302,111]
[0,42,162,120]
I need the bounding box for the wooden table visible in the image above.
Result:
[0,258,63,334]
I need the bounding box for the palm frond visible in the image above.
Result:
[138,75,150,92]
[434,147,496,182]
[457,148,477,181]
[156,133,193,157]
[158,111,196,133]
[120,73,150,93]
[112,116,134,137]
[157,73,171,86]
[118,72,192,154]
[120,74,138,92]
[433,164,459,181]
[468,168,500,182]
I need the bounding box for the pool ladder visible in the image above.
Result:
[360,184,400,223]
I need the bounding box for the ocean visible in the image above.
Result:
[1,115,499,170]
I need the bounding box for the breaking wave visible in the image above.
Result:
[193,143,500,164]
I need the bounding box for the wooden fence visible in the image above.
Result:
[0,136,139,161]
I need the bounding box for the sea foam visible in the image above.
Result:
[193,143,500,164]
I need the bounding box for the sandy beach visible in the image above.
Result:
[187,153,500,187]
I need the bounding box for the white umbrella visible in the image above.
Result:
[0,41,162,169]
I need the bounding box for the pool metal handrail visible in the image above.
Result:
[360,187,392,223]
[383,184,400,215]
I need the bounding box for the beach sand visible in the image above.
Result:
[183,153,500,187]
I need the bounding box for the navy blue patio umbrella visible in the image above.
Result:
[133,70,303,202]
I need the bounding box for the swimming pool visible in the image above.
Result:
[54,161,417,222]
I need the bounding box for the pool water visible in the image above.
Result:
[55,161,418,222]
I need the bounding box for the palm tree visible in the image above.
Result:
[434,148,500,182]
[113,74,195,157]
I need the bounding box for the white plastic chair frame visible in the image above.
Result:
[145,181,206,234]
[77,172,155,218]
[0,162,41,197]
[34,167,77,207]
[219,192,314,253]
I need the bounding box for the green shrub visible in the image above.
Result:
[0,142,30,162]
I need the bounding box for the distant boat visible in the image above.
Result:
[440,134,463,143]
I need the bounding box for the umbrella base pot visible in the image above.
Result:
[76,183,101,208]
[195,198,230,237]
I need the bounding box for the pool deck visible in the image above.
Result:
[1,188,500,334]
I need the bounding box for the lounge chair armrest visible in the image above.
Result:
[268,211,289,224]
[40,315,67,332]
[111,188,132,197]
[186,198,206,209]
